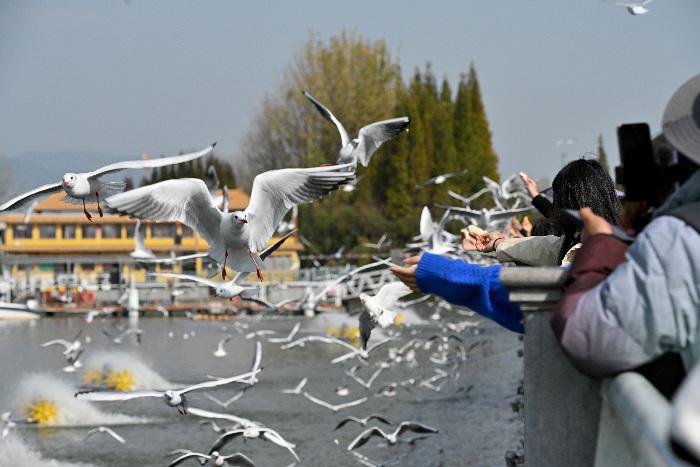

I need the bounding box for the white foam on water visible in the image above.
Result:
[14,373,148,427]
[0,434,95,467]
[82,350,171,389]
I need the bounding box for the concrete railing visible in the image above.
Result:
[500,267,691,467]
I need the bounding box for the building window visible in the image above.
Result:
[151,224,176,239]
[125,224,135,238]
[63,225,77,239]
[13,225,32,239]
[80,263,95,271]
[39,225,56,239]
[181,226,194,238]
[81,225,97,239]
[101,224,119,239]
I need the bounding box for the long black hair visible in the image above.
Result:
[552,158,621,263]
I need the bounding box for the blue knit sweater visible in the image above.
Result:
[415,253,524,333]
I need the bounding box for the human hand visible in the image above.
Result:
[519,172,539,198]
[521,216,532,236]
[580,207,612,242]
[475,232,503,252]
[390,256,421,292]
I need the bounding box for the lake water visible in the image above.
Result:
[0,309,523,467]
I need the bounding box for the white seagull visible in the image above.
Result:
[0,143,215,221]
[203,390,246,409]
[129,220,154,260]
[441,205,532,231]
[213,335,233,357]
[359,282,414,350]
[345,365,384,390]
[151,230,295,298]
[75,368,260,415]
[415,169,468,189]
[84,426,126,444]
[302,392,368,413]
[335,414,392,431]
[267,323,301,344]
[608,0,653,15]
[303,91,410,167]
[360,233,390,250]
[106,164,354,281]
[346,421,438,451]
[168,451,255,467]
[41,330,83,356]
[281,377,308,395]
[136,251,209,265]
[209,428,299,462]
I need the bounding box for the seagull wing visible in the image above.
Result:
[0,182,63,211]
[261,428,300,461]
[168,452,210,467]
[485,206,533,223]
[106,178,225,263]
[75,389,163,401]
[302,392,334,410]
[221,453,256,467]
[177,370,259,395]
[244,164,354,251]
[368,414,392,425]
[359,311,375,351]
[187,407,255,428]
[415,176,438,189]
[347,427,386,451]
[150,272,218,289]
[311,258,392,302]
[101,427,126,443]
[374,282,413,309]
[303,91,350,147]
[395,421,439,437]
[88,144,215,178]
[419,206,434,242]
[41,339,71,350]
[355,117,410,167]
[134,220,147,252]
[234,230,296,284]
[209,430,246,455]
[335,397,368,410]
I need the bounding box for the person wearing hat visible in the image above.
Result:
[551,74,700,384]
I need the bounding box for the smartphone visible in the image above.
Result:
[562,209,634,243]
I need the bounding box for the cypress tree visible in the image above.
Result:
[467,64,499,187]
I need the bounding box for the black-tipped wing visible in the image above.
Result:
[347,427,387,451]
[303,91,350,147]
[0,182,63,211]
[209,430,245,455]
[355,117,410,167]
[244,164,354,251]
[395,421,439,437]
[222,453,256,467]
[168,452,210,467]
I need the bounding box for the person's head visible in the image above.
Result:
[552,158,621,262]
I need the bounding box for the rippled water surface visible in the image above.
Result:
[0,309,523,467]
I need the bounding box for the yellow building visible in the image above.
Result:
[0,189,301,293]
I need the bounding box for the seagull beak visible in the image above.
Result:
[63,181,68,188]
[239,219,248,224]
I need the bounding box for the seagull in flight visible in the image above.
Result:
[0,143,215,221]
[267,323,301,344]
[41,330,83,356]
[129,220,154,260]
[359,282,414,350]
[281,377,308,395]
[441,205,532,231]
[151,230,295,298]
[203,390,246,409]
[415,169,468,189]
[344,365,384,389]
[75,368,260,415]
[609,0,653,15]
[84,426,126,444]
[213,335,233,357]
[168,450,256,467]
[106,163,354,281]
[335,414,392,431]
[209,427,299,462]
[347,421,438,450]
[360,233,390,250]
[302,392,368,413]
[303,91,410,167]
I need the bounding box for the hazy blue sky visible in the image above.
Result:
[1,0,699,189]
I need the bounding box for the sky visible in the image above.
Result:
[1,0,699,191]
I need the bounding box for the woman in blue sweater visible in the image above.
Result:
[391,159,620,333]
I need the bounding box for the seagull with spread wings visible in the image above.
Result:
[415,169,468,189]
[106,164,354,281]
[0,143,215,221]
[84,426,126,444]
[359,282,414,350]
[303,91,410,167]
[347,421,438,451]
[75,368,260,415]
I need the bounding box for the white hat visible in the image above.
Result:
[662,74,700,165]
